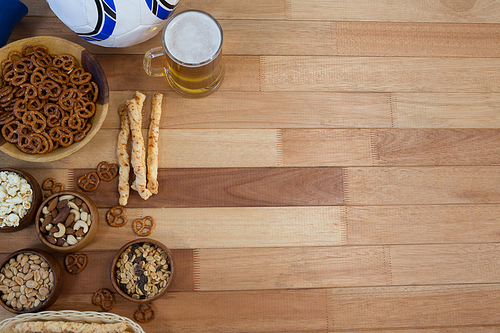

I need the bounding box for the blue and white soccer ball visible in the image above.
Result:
[46,0,179,47]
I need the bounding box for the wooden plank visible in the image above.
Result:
[260,56,500,92]
[98,55,260,92]
[281,129,373,166]
[327,284,500,330]
[373,129,500,166]
[195,246,390,291]
[74,167,345,208]
[106,91,392,129]
[0,249,194,293]
[291,0,500,23]
[346,204,500,245]
[390,244,500,285]
[0,129,279,169]
[333,21,500,57]
[392,93,500,128]
[344,166,500,205]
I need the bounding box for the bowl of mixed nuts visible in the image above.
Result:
[0,168,43,233]
[0,248,62,313]
[35,191,99,253]
[110,239,173,303]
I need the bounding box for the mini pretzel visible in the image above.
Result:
[77,172,100,192]
[64,253,88,274]
[97,161,118,181]
[1,121,25,143]
[92,288,115,311]
[69,67,92,84]
[106,205,127,227]
[53,54,76,72]
[16,134,42,154]
[42,178,64,193]
[134,303,156,323]
[132,216,155,236]
[22,111,47,133]
[46,66,69,84]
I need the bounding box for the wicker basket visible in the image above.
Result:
[0,310,145,333]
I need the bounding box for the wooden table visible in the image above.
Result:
[2,0,500,332]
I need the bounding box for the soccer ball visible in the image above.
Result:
[46,0,179,47]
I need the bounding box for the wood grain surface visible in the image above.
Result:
[1,0,500,332]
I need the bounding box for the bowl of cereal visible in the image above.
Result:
[111,239,173,303]
[0,248,62,313]
[35,191,99,253]
[0,168,43,233]
[0,36,109,162]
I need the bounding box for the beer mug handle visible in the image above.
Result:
[143,46,166,77]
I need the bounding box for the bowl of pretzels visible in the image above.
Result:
[0,36,109,162]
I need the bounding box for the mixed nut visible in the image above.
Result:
[0,252,54,311]
[38,194,92,247]
[115,242,171,300]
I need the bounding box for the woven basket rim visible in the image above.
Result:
[0,310,145,333]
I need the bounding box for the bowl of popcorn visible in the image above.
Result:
[0,168,43,233]
[0,248,63,313]
[0,36,109,162]
[111,239,173,303]
[35,191,99,253]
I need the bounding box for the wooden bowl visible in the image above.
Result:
[0,248,62,313]
[0,168,43,233]
[0,36,109,162]
[110,239,174,303]
[35,191,99,253]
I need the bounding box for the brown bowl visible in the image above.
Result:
[0,168,43,233]
[0,248,62,313]
[110,239,174,303]
[0,36,109,162]
[35,191,99,253]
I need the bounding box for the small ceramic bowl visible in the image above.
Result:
[0,168,43,233]
[35,191,99,253]
[0,248,62,313]
[110,239,174,303]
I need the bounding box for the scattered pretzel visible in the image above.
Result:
[42,177,64,196]
[134,302,156,323]
[77,172,100,192]
[92,288,115,311]
[97,161,118,182]
[132,216,155,236]
[64,253,88,274]
[106,205,127,227]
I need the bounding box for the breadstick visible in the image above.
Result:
[147,93,163,194]
[13,321,130,333]
[117,105,130,206]
[125,91,152,200]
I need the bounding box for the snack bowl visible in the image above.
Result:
[35,191,99,253]
[0,36,109,162]
[0,248,63,313]
[110,239,174,303]
[0,168,43,233]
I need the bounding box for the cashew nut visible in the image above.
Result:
[59,195,75,201]
[73,220,88,233]
[53,223,66,238]
[80,211,88,222]
[70,209,80,221]
[66,234,78,245]
[45,223,53,231]
[68,201,79,211]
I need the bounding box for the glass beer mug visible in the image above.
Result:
[143,9,224,98]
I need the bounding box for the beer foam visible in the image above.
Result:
[164,11,222,64]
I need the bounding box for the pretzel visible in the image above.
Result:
[42,178,64,198]
[106,205,127,227]
[16,134,42,154]
[69,67,92,84]
[64,253,88,274]
[146,93,163,194]
[58,87,82,111]
[77,172,100,192]
[126,91,152,200]
[22,111,46,133]
[74,97,96,118]
[0,111,14,126]
[32,133,51,154]
[91,288,115,311]
[134,303,156,323]
[46,66,69,84]
[27,97,46,111]
[49,126,74,147]
[20,83,37,100]
[37,79,62,100]
[53,54,76,72]
[4,69,28,86]
[74,122,91,142]
[1,121,25,143]
[97,161,118,181]
[13,57,34,74]
[132,216,155,236]
[21,44,34,56]
[117,105,131,206]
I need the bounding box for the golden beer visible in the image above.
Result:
[144,10,224,98]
